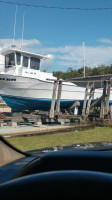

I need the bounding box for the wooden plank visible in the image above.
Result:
[100,81,106,118]
[90,95,103,109]
[49,81,58,119]
[56,81,62,112]
[66,74,112,81]
[47,77,112,83]
[86,83,94,116]
[68,80,104,83]
[105,80,111,116]
[68,101,80,111]
[110,105,112,119]
[47,78,107,83]
[82,82,89,116]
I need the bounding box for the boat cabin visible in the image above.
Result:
[1,49,48,76]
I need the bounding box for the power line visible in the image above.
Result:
[0,0,112,11]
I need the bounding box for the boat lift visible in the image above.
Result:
[0,76,112,127]
[48,77,112,124]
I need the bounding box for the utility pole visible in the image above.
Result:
[83,40,86,78]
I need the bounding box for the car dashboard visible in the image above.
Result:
[1,138,112,199]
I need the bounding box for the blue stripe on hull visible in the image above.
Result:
[1,95,75,111]
[2,95,112,112]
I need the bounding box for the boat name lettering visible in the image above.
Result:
[6,78,16,81]
[0,78,16,81]
[0,78,5,80]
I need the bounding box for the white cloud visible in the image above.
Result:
[0,38,41,52]
[85,46,112,67]
[39,44,112,70]
[1,38,112,72]
[98,38,112,44]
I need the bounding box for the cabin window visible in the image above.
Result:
[23,56,28,67]
[30,57,40,70]
[5,53,15,68]
[16,53,21,65]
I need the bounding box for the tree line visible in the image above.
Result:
[53,64,112,79]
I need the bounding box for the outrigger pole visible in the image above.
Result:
[13,4,17,46]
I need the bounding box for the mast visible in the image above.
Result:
[21,13,25,49]
[13,5,17,46]
[83,40,86,78]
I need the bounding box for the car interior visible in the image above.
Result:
[0,136,112,200]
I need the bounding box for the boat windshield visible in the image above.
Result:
[5,53,15,68]
[23,56,29,67]
[30,57,40,70]
[16,52,21,65]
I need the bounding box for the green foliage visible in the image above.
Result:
[53,64,112,79]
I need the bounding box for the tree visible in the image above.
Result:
[53,64,112,80]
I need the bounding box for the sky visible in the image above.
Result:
[0,0,112,72]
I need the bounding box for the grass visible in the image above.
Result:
[6,126,112,152]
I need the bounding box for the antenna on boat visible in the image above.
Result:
[20,13,25,49]
[83,40,86,78]
[12,4,17,48]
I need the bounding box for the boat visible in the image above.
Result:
[0,47,111,112]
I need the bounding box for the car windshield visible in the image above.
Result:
[0,0,112,154]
